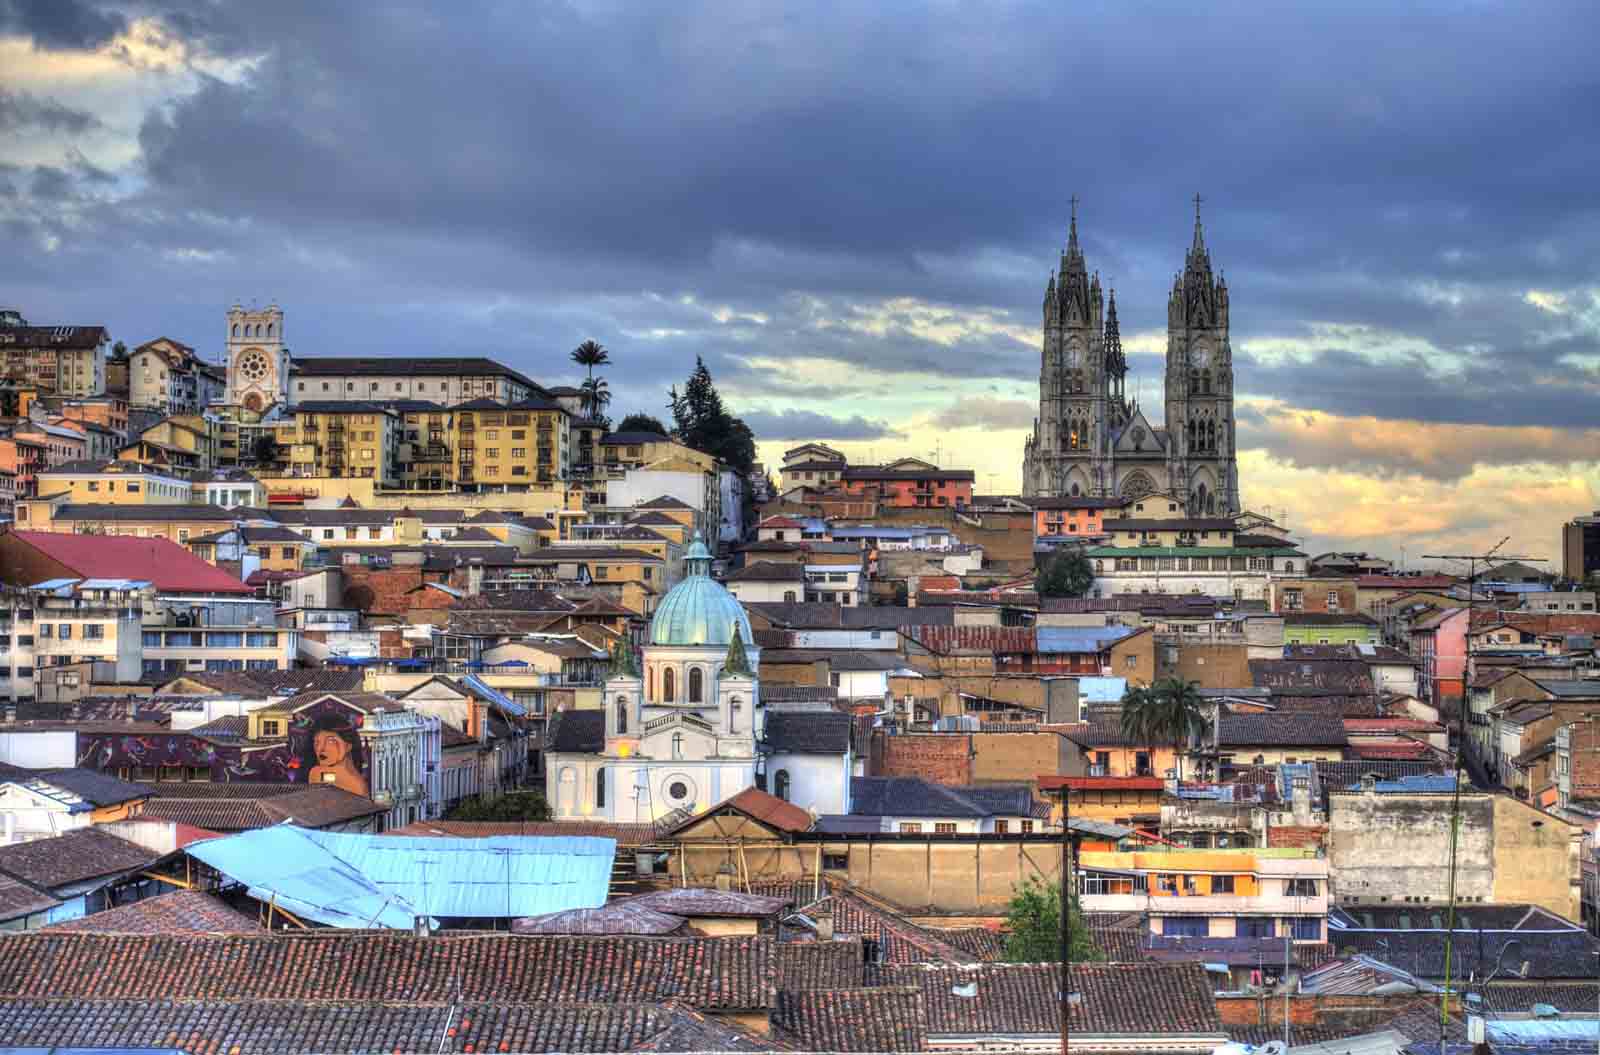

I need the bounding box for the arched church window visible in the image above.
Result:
[267,323,275,337]
[595,767,607,809]
[616,695,628,735]
[688,667,704,703]
[1202,371,1212,395]
[231,324,239,337]
[774,769,791,801]
[647,667,654,701]
[663,667,675,703]
[1068,425,1079,450]
[1069,482,1080,497]
[671,732,685,759]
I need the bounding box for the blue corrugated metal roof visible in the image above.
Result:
[1036,626,1138,654]
[461,673,525,716]
[185,825,614,927]
[302,830,613,919]
[1077,676,1128,703]
[1346,773,1457,793]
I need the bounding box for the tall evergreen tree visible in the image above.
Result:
[667,356,756,473]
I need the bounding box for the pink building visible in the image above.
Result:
[1409,606,1468,710]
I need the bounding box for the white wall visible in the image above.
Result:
[767,752,851,815]
[725,579,800,604]
[607,470,705,512]
[790,629,898,650]
[0,731,76,769]
[835,669,889,701]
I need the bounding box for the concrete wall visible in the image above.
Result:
[971,732,1076,784]
[1328,789,1581,920]
[1168,642,1251,689]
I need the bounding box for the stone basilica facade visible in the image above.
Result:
[1021,203,1240,516]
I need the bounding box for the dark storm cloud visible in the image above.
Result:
[741,408,904,442]
[4,0,1600,450]
[0,0,125,50]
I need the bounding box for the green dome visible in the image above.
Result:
[648,532,755,648]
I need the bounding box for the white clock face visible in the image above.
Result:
[237,349,271,383]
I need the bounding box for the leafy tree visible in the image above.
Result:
[250,433,279,465]
[444,791,553,822]
[579,376,611,418]
[1118,676,1208,782]
[1037,549,1095,599]
[1003,876,1103,963]
[570,340,610,381]
[616,413,669,436]
[112,340,127,358]
[667,357,757,474]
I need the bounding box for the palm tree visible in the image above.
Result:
[579,376,611,417]
[1118,677,1208,782]
[570,340,610,381]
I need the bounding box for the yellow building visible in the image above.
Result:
[396,400,454,490]
[120,414,218,473]
[12,494,245,544]
[34,459,193,504]
[283,402,402,484]
[453,397,570,491]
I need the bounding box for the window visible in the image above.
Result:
[616,695,628,735]
[1238,917,1275,938]
[1020,820,1034,833]
[261,720,282,737]
[823,852,849,871]
[995,819,1010,834]
[1290,917,1322,940]
[1285,878,1320,898]
[668,779,689,801]
[774,769,791,801]
[899,822,923,834]
[934,822,958,834]
[595,768,607,809]
[38,624,51,639]
[1163,916,1208,937]
[1135,751,1151,776]
[688,666,704,703]
[1124,654,1138,670]
[1326,590,1341,612]
[671,731,684,759]
[82,624,103,640]
[1212,874,1235,894]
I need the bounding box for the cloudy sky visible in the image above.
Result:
[3,1,1597,567]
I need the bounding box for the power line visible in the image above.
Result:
[1420,539,1544,1038]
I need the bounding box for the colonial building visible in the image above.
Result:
[1022,200,1240,516]
[223,304,290,415]
[545,534,852,822]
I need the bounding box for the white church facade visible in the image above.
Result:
[544,534,854,823]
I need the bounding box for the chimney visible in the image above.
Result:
[814,904,835,941]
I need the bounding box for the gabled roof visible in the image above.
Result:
[1216,712,1349,747]
[848,777,1036,819]
[763,710,853,754]
[547,709,605,753]
[44,889,260,934]
[636,493,695,509]
[0,828,161,890]
[664,787,814,836]
[773,987,927,1053]
[3,531,255,595]
[292,355,539,389]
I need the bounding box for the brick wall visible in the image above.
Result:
[1217,994,1450,1029]
[1268,825,1328,850]
[869,731,972,785]
[340,564,457,617]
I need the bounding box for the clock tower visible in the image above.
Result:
[225,303,290,416]
[1164,197,1238,516]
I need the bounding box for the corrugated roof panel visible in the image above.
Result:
[301,830,614,919]
[1036,626,1138,654]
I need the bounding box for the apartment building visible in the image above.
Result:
[0,435,47,500]
[127,337,225,413]
[141,596,295,677]
[1085,497,1306,600]
[0,311,108,396]
[1,578,147,702]
[122,414,218,472]
[34,460,193,504]
[1076,847,1330,942]
[281,402,403,483]
[839,458,976,509]
[1033,495,1124,544]
[453,397,570,490]
[395,400,454,489]
[290,356,541,406]
[11,497,250,545]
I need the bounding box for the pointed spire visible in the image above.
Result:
[723,622,752,676]
[1067,193,1081,255]
[1104,288,1126,380]
[1191,192,1206,252]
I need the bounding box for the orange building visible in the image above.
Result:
[1032,495,1126,541]
[838,458,974,508]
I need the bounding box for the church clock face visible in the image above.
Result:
[1189,341,1213,368]
[237,349,271,384]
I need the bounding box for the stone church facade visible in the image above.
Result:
[1021,203,1240,516]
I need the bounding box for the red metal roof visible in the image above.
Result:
[1350,740,1436,760]
[902,624,1036,654]
[1343,718,1443,733]
[9,531,255,594]
[1038,775,1165,791]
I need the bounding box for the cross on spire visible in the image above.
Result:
[1190,192,1207,252]
[1066,194,1081,255]
[1193,192,1203,221]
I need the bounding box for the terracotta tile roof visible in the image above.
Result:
[1343,718,1444,733]
[1083,912,1150,962]
[810,889,970,964]
[1216,712,1349,747]
[0,828,160,890]
[932,925,1008,961]
[4,531,254,594]
[0,874,60,922]
[665,786,814,836]
[774,937,869,990]
[0,933,778,1011]
[1351,740,1438,760]
[137,786,386,831]
[867,961,1223,1036]
[902,624,1036,655]
[44,890,261,935]
[621,888,790,919]
[511,903,687,936]
[773,986,927,1052]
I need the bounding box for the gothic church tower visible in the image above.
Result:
[1163,200,1239,515]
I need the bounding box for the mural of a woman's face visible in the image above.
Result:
[314,730,352,769]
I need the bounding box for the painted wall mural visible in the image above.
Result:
[75,698,372,796]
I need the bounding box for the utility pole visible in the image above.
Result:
[1421,539,1544,1035]
[1059,784,1073,1055]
